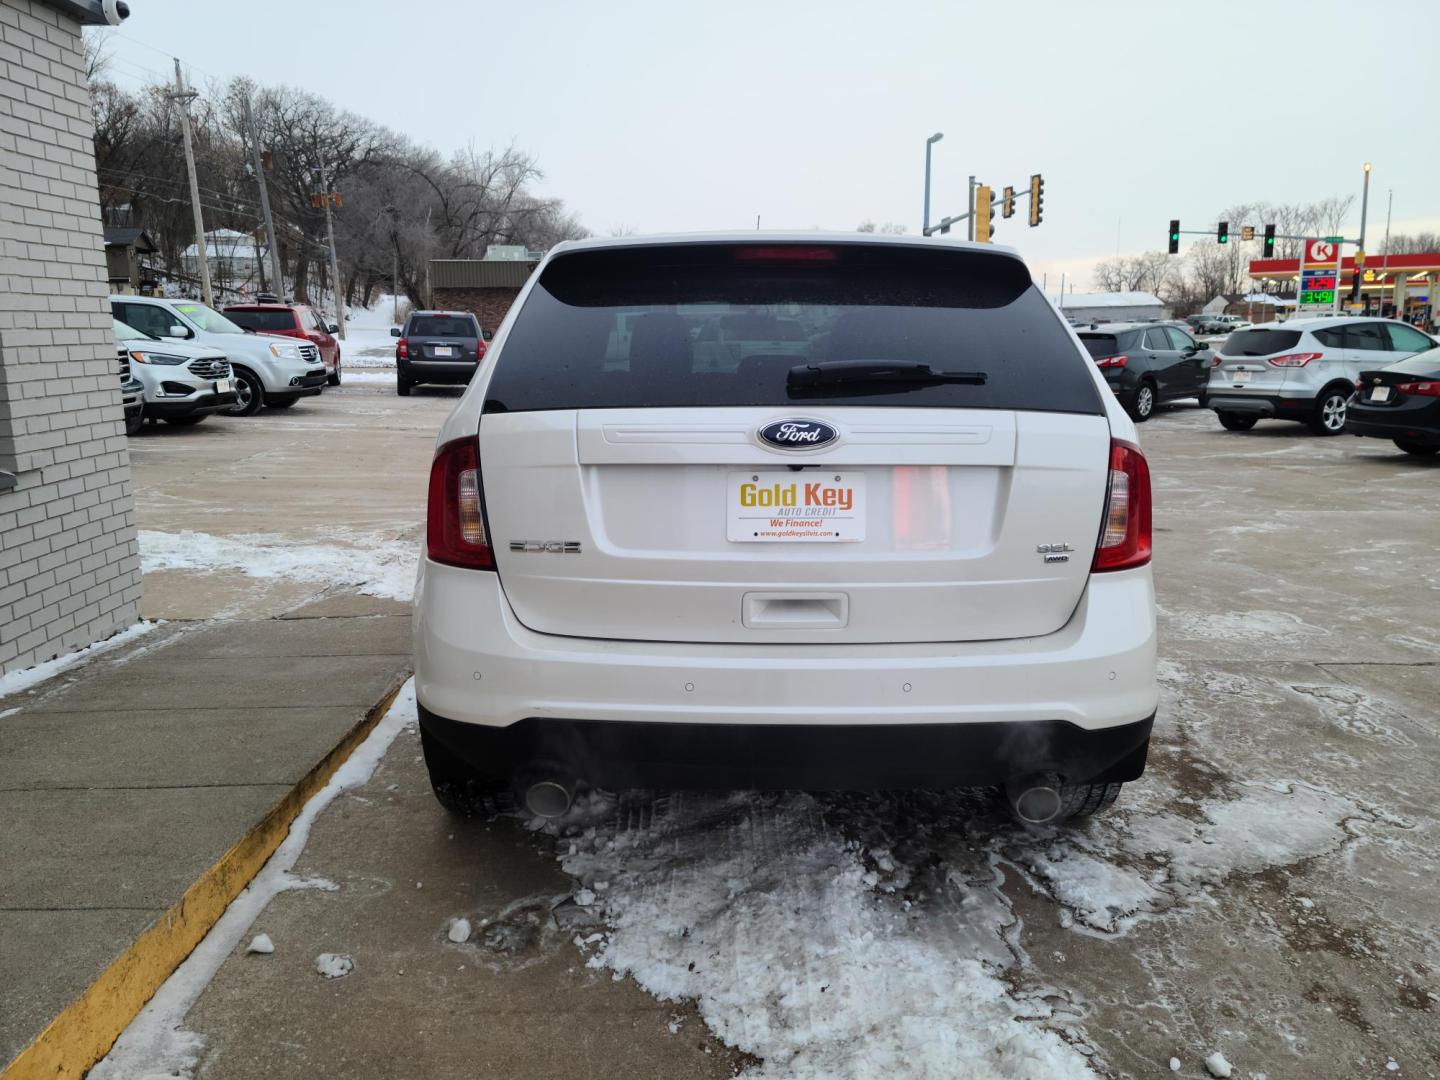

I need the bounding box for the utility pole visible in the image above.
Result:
[393,248,399,324]
[171,59,212,307]
[316,165,347,340]
[966,175,976,241]
[244,93,286,300]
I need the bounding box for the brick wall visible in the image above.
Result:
[431,287,522,333]
[0,0,141,675]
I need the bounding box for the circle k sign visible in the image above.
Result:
[1307,239,1339,264]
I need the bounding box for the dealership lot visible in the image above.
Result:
[88,387,1440,1078]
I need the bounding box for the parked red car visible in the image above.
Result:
[223,303,342,385]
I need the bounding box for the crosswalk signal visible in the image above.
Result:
[1168,219,1180,255]
[1263,224,1276,257]
[975,184,995,243]
[1217,221,1229,244]
[1028,174,1044,227]
[1001,185,1015,219]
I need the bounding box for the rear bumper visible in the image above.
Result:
[420,704,1154,789]
[1346,403,1440,443]
[1208,392,1313,418]
[415,561,1158,752]
[401,359,479,384]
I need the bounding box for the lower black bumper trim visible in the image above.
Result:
[418,705,1155,791]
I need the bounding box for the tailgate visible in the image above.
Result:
[481,407,1110,644]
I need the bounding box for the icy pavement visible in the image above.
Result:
[138,528,418,602]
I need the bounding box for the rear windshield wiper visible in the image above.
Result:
[787,359,988,388]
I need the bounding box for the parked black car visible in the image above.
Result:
[1078,322,1213,421]
[1345,347,1440,456]
[391,310,487,396]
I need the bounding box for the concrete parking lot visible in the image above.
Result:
[84,391,1440,1078]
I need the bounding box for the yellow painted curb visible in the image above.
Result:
[1,672,410,1080]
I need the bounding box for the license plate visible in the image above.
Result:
[433,345,453,357]
[727,471,865,542]
[1369,386,1390,403]
[214,378,231,393]
[1232,370,1251,383]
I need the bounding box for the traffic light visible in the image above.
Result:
[1001,185,1015,219]
[974,184,994,243]
[1263,224,1276,257]
[1168,219,1180,255]
[1217,221,1229,244]
[1028,174,1044,227]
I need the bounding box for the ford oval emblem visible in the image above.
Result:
[759,418,837,450]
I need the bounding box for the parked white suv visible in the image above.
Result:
[413,235,1158,825]
[110,296,329,416]
[113,318,236,427]
[1208,316,1438,434]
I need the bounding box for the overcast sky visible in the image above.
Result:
[100,0,1439,290]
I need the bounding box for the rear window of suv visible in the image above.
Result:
[226,309,297,333]
[1222,329,1302,356]
[483,243,1102,415]
[410,315,478,337]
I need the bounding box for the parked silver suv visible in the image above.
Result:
[1207,316,1438,434]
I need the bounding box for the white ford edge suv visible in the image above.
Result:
[414,235,1158,825]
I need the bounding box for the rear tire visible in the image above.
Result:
[1307,386,1351,436]
[1128,381,1156,422]
[327,361,341,387]
[1061,781,1123,819]
[124,409,144,436]
[1394,439,1440,457]
[397,377,413,397]
[1217,410,1257,431]
[225,366,264,417]
[420,725,508,818]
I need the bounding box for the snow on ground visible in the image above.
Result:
[91,681,419,1079]
[545,764,1399,1078]
[139,528,417,602]
[340,296,405,369]
[0,620,159,701]
[339,370,397,385]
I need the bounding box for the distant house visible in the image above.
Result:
[103,226,159,294]
[1202,292,1296,323]
[429,250,540,330]
[181,229,270,292]
[1051,291,1168,323]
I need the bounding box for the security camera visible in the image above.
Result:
[102,0,130,26]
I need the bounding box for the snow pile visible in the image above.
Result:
[559,792,1094,1080]
[139,529,417,602]
[1204,1050,1233,1077]
[245,934,273,955]
[447,917,472,944]
[91,681,420,1079]
[0,621,159,701]
[314,953,353,979]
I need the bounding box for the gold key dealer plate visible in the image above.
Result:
[727,472,866,542]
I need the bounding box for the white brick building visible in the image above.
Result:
[0,0,141,675]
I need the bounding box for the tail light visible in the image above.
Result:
[397,337,410,359]
[427,437,494,570]
[1095,354,1129,368]
[477,339,487,359]
[1092,439,1151,573]
[1211,355,1225,367]
[1267,352,1323,368]
[1397,380,1440,397]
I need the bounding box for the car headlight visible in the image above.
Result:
[268,342,302,359]
[129,350,187,366]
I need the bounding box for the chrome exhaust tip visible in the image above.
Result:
[523,779,574,819]
[1005,775,1065,826]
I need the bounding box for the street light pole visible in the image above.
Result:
[1353,162,1372,304]
[923,132,943,235]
